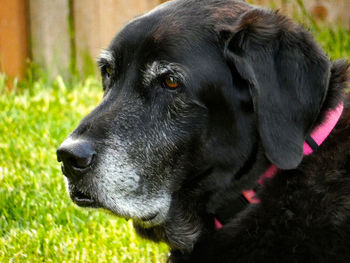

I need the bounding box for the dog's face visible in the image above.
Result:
[57,1,239,227]
[57,0,332,248]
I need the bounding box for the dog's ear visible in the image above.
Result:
[219,8,331,169]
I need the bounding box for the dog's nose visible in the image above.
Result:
[57,139,96,179]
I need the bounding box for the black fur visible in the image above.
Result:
[58,0,350,262]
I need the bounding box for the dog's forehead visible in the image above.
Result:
[105,0,251,66]
[106,17,192,64]
[116,7,189,46]
[120,0,249,43]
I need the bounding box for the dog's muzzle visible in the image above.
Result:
[57,138,98,207]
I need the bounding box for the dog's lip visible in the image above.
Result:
[71,189,100,208]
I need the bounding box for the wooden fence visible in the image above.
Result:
[0,0,349,82]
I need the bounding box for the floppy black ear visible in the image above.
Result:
[221,8,331,169]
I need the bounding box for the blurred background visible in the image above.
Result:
[0,1,350,262]
[0,0,349,83]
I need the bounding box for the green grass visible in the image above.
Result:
[248,0,350,60]
[0,76,168,262]
[314,26,350,60]
[0,8,350,262]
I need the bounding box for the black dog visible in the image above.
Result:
[57,0,350,262]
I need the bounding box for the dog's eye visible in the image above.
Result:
[101,65,112,78]
[104,65,112,77]
[163,76,180,89]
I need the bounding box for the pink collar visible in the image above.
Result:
[215,102,344,229]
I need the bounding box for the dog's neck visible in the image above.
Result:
[213,102,345,228]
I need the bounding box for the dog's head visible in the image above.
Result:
[57,0,335,249]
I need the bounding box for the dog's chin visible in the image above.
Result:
[133,213,164,228]
[106,205,165,227]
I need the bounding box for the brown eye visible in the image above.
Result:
[164,76,180,89]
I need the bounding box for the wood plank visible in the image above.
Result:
[73,0,161,75]
[0,0,29,82]
[29,0,71,80]
[303,0,350,26]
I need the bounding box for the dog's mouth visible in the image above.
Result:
[69,186,160,222]
[70,188,100,208]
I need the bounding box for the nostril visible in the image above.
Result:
[70,152,95,169]
[56,139,96,178]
